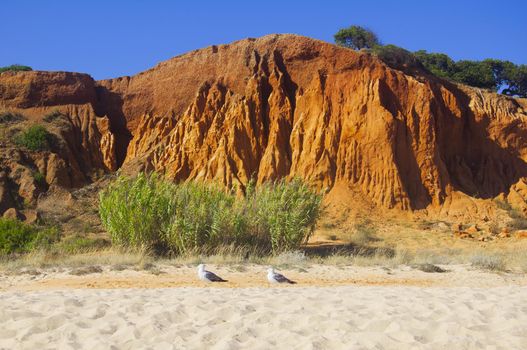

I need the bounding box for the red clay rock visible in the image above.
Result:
[498,231,511,238]
[454,231,473,239]
[465,225,479,234]
[451,223,463,232]
[2,34,527,217]
[22,209,40,224]
[3,207,23,221]
[97,34,527,212]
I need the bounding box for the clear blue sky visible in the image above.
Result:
[2,0,525,80]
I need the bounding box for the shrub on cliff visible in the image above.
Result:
[334,25,380,50]
[14,125,52,151]
[99,174,322,255]
[335,26,527,97]
[0,65,32,73]
[371,45,422,72]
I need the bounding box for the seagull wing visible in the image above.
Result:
[274,272,296,284]
[205,270,228,282]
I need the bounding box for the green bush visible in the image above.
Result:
[14,125,51,151]
[0,218,59,255]
[0,65,32,73]
[371,45,422,72]
[99,173,175,252]
[254,179,321,253]
[99,174,322,255]
[334,25,380,50]
[164,182,249,253]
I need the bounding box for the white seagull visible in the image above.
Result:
[267,267,296,284]
[197,264,228,282]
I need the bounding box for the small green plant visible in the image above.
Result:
[32,171,46,186]
[0,218,59,255]
[14,125,51,151]
[0,218,36,255]
[0,65,32,73]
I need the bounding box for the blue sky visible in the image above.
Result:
[2,0,525,80]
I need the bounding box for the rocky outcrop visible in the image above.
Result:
[0,71,117,210]
[1,34,527,219]
[98,34,527,213]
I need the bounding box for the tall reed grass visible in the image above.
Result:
[99,174,322,255]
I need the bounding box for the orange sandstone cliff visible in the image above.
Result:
[1,34,527,220]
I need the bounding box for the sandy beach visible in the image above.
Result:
[1,264,526,349]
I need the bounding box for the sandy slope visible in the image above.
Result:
[1,265,526,349]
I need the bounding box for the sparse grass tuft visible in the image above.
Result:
[509,209,527,230]
[470,254,506,272]
[0,112,25,124]
[494,199,512,211]
[350,220,380,246]
[43,110,67,123]
[57,235,110,254]
[32,171,46,186]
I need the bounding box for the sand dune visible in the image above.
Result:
[1,284,526,349]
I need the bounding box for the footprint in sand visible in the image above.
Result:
[45,314,67,331]
[64,298,83,308]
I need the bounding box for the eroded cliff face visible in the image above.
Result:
[98,34,527,214]
[1,34,527,219]
[0,71,116,211]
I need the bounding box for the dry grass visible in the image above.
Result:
[1,242,526,274]
[0,248,148,273]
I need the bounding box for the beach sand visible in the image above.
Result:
[1,265,526,349]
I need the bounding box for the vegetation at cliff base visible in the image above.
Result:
[334,25,527,97]
[0,218,59,255]
[0,65,32,73]
[99,173,322,255]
